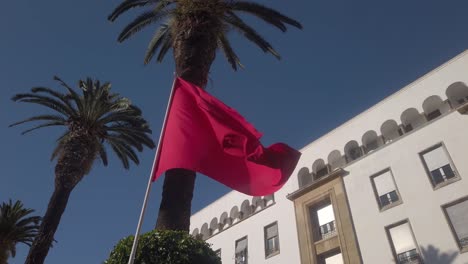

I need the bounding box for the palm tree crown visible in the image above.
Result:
[109,0,302,70]
[0,200,40,262]
[11,76,155,170]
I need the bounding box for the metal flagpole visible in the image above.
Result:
[127,76,178,264]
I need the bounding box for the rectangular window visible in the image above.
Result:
[371,169,401,210]
[387,221,421,264]
[443,197,468,251]
[264,222,280,257]
[420,144,458,188]
[235,236,248,264]
[317,203,336,240]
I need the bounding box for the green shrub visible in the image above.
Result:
[105,230,221,264]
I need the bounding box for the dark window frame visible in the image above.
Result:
[308,198,338,242]
[370,168,403,212]
[235,236,248,264]
[419,142,460,190]
[385,219,422,264]
[441,195,468,254]
[264,221,280,258]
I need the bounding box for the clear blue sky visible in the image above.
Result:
[2,0,468,263]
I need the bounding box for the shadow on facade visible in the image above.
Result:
[421,245,458,264]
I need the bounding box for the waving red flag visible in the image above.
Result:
[153,78,301,196]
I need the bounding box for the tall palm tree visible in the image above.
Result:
[10,77,155,264]
[0,200,40,264]
[109,0,302,232]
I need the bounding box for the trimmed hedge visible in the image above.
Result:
[105,230,221,264]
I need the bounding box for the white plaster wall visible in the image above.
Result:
[343,112,468,264]
[190,177,301,264]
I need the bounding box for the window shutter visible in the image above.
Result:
[422,146,451,171]
[235,238,248,253]
[389,222,417,254]
[374,171,396,196]
[446,200,468,242]
[266,224,278,239]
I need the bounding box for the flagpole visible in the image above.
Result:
[127,76,178,264]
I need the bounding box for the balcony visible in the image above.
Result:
[397,249,421,264]
[379,190,399,208]
[319,220,337,240]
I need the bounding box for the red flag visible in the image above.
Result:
[153,78,301,196]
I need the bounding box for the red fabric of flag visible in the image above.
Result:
[153,78,301,196]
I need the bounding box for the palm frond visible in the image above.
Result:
[218,32,243,70]
[144,23,171,64]
[30,87,77,116]
[98,144,108,166]
[229,1,303,30]
[224,12,281,59]
[0,200,40,255]
[19,121,66,135]
[12,94,75,116]
[108,0,163,22]
[109,141,130,169]
[53,76,84,113]
[9,115,66,128]
[12,77,155,171]
[117,5,171,42]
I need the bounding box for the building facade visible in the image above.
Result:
[190,51,468,264]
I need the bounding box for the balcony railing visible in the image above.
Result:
[397,249,421,264]
[460,237,468,247]
[379,190,399,208]
[319,220,337,240]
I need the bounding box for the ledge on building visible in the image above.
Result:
[287,168,345,201]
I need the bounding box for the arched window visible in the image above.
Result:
[298,167,312,188]
[328,150,345,171]
[381,119,401,143]
[400,108,425,132]
[362,130,382,153]
[446,82,468,107]
[344,140,362,162]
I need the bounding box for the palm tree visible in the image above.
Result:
[108,0,302,232]
[0,200,40,264]
[10,77,155,264]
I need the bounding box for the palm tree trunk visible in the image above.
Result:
[155,14,219,231]
[0,243,9,264]
[25,134,95,264]
[24,186,72,264]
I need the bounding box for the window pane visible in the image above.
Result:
[389,222,417,254]
[389,191,399,203]
[317,204,335,226]
[324,253,343,264]
[430,169,444,185]
[374,171,397,196]
[446,199,468,246]
[373,171,396,196]
[235,238,247,253]
[265,223,278,239]
[442,164,455,179]
[422,146,450,171]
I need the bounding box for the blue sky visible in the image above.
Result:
[2,0,468,263]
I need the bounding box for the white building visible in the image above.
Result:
[190,51,468,264]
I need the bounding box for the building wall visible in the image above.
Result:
[190,179,301,264]
[343,111,468,263]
